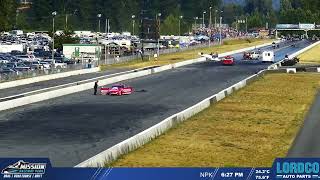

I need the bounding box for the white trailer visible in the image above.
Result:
[262,51,275,63]
[0,44,24,53]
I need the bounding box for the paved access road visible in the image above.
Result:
[0,68,130,99]
[0,40,312,167]
[287,92,320,157]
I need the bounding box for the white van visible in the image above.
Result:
[262,51,275,63]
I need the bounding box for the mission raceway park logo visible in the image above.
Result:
[1,160,46,179]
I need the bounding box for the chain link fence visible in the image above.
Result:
[99,42,216,65]
[0,63,91,83]
[0,40,227,82]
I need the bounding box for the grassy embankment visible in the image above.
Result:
[298,44,320,64]
[100,38,273,70]
[109,73,320,167]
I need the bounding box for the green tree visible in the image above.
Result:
[0,0,18,31]
[53,29,79,50]
[161,14,180,35]
[247,10,263,29]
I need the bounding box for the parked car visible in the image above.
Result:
[39,61,52,70]
[10,50,24,56]
[24,61,45,70]
[42,59,67,69]
[0,67,17,75]
[62,59,76,65]
[5,62,17,69]
[14,63,31,71]
[16,54,40,62]
[0,58,9,64]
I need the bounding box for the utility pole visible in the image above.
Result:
[219,16,222,45]
[97,14,102,33]
[215,10,217,28]
[105,18,110,64]
[132,15,136,36]
[209,7,212,29]
[202,11,206,28]
[246,16,248,34]
[65,14,68,30]
[156,13,161,57]
[64,10,78,31]
[194,17,199,29]
[104,18,108,34]
[219,11,223,45]
[52,11,57,65]
[179,16,183,36]
[235,16,238,31]
[209,7,212,47]
[179,15,183,50]
[244,14,248,34]
[15,10,19,29]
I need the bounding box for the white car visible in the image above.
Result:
[250,52,261,60]
[0,59,9,64]
[16,54,40,62]
[42,59,67,69]
[39,62,51,69]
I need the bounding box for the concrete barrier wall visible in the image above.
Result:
[0,69,151,112]
[0,67,100,90]
[173,58,206,68]
[151,64,173,74]
[288,41,320,59]
[268,40,320,70]
[76,69,267,167]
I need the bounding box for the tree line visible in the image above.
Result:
[0,0,319,34]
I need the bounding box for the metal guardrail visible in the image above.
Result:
[0,68,141,103]
[0,43,211,82]
[0,63,92,83]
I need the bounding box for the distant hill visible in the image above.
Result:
[223,0,280,10]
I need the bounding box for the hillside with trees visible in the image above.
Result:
[0,0,318,34]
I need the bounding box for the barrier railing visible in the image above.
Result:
[0,63,96,83]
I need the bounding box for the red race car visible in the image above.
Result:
[222,56,234,65]
[100,84,134,96]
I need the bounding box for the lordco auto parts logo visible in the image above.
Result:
[1,160,46,179]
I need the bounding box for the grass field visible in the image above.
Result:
[109,73,320,167]
[100,38,272,70]
[298,44,320,64]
